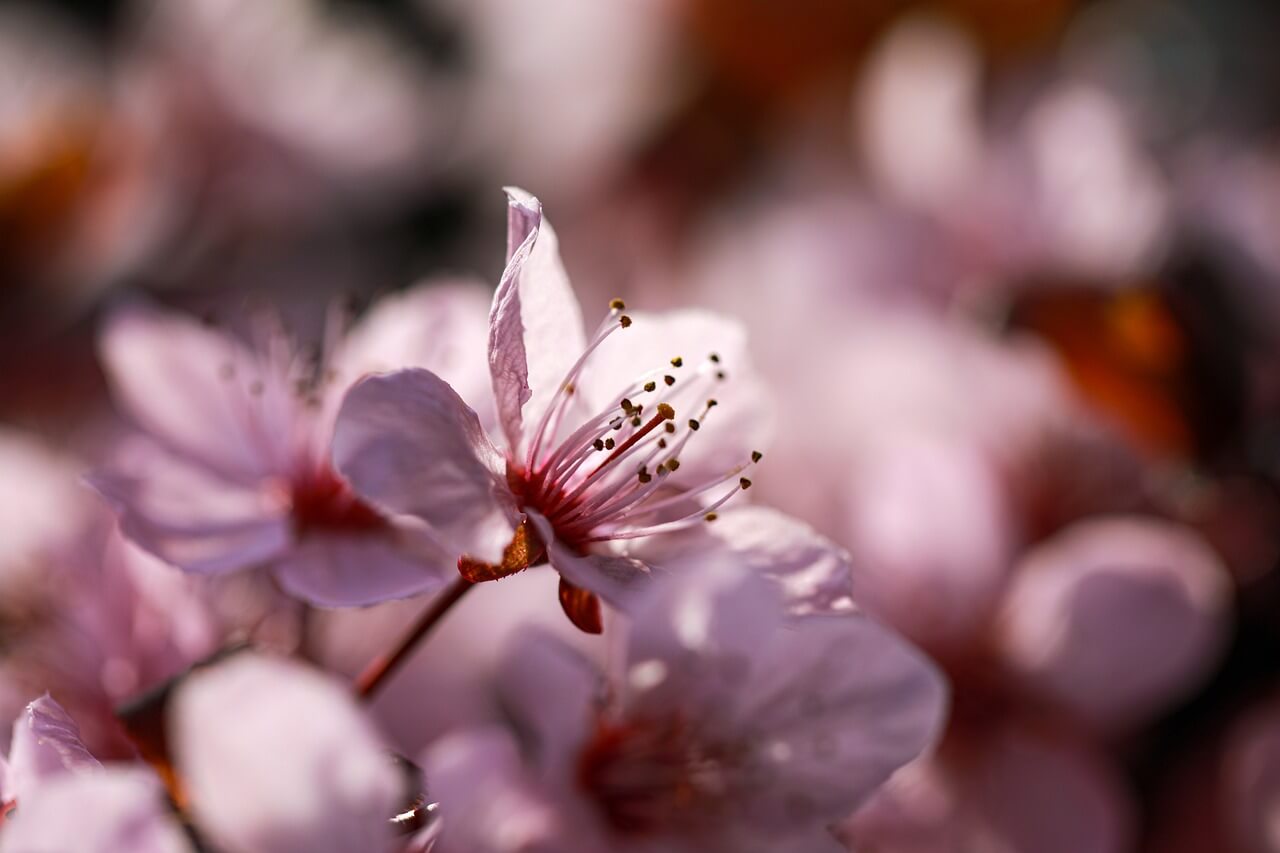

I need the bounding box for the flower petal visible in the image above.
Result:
[328,280,496,435]
[0,767,194,853]
[333,368,514,564]
[494,628,600,775]
[631,506,854,614]
[173,654,401,853]
[488,188,587,454]
[730,611,948,829]
[5,695,101,803]
[426,728,568,853]
[996,516,1232,730]
[528,512,649,608]
[272,522,454,607]
[98,304,296,484]
[87,441,292,576]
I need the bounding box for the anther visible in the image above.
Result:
[688,419,701,431]
[664,422,676,434]
[663,375,676,386]
[739,477,752,490]
[670,357,684,367]
[704,512,719,522]
[593,439,605,451]
[657,438,668,449]
[620,315,633,328]
[564,383,575,395]
[707,399,718,408]
[716,371,727,380]
[638,468,652,484]
[631,417,642,427]
[751,450,763,463]
[666,459,681,472]
[656,403,676,420]
[605,438,616,450]
[709,353,721,363]
[644,381,656,392]
[609,298,626,311]
[621,398,634,414]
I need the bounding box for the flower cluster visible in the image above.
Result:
[0,190,946,851]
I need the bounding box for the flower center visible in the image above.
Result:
[577,715,728,837]
[510,299,760,552]
[290,465,385,536]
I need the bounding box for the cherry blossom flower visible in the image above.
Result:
[425,562,946,853]
[335,188,851,631]
[91,282,492,607]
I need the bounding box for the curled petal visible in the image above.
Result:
[333,369,514,564]
[5,695,101,803]
[488,188,587,454]
[528,512,649,609]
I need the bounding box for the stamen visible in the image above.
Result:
[751,451,763,463]
[610,298,627,311]
[670,357,683,367]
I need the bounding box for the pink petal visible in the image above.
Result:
[87,441,292,575]
[622,562,783,721]
[1222,694,1280,853]
[996,516,1231,730]
[333,369,514,564]
[494,628,599,775]
[98,304,296,485]
[729,612,948,829]
[5,695,101,803]
[425,728,569,853]
[527,512,649,607]
[172,654,401,853]
[327,280,496,436]
[488,188,587,454]
[0,768,194,853]
[272,523,453,607]
[630,506,854,614]
[579,309,771,481]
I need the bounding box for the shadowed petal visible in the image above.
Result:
[488,188,586,454]
[333,368,514,564]
[272,522,454,607]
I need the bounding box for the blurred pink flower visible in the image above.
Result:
[335,189,850,632]
[91,282,492,607]
[995,516,1232,731]
[426,562,946,853]
[171,654,404,853]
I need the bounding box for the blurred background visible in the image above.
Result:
[4,0,1280,850]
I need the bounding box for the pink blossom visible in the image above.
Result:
[335,188,851,631]
[425,562,946,852]
[91,282,493,606]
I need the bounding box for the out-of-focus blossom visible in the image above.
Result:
[171,653,404,853]
[0,6,174,312]
[427,562,946,852]
[0,429,218,757]
[842,726,1134,853]
[996,516,1232,731]
[128,0,446,220]
[91,282,492,607]
[430,0,681,201]
[855,15,1173,288]
[336,189,850,632]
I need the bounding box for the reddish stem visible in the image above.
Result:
[356,577,475,700]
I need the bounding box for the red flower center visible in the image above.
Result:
[290,466,385,535]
